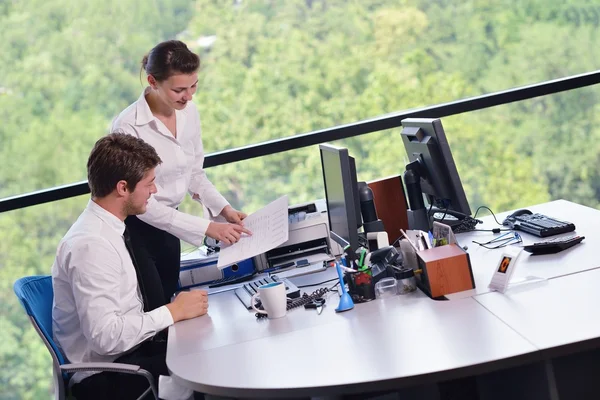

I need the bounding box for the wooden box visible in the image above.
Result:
[415,244,475,298]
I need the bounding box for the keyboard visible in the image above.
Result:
[235,275,301,309]
[524,235,585,255]
[207,272,256,288]
[504,213,575,237]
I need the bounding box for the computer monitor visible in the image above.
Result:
[319,144,362,250]
[400,118,471,219]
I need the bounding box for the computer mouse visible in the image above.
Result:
[511,209,533,218]
[503,209,532,226]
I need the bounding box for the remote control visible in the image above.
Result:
[523,235,585,255]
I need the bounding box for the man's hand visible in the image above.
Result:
[166,290,209,323]
[206,221,252,245]
[220,205,247,225]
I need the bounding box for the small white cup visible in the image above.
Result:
[251,282,287,319]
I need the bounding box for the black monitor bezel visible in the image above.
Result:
[319,144,361,250]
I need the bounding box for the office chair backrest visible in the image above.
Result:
[14,275,68,399]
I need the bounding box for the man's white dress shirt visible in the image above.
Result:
[111,88,229,246]
[52,200,174,385]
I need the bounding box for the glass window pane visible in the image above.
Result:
[4,85,599,397]
[1,195,89,398]
[442,84,600,214]
[0,0,196,198]
[3,1,600,198]
[190,0,600,153]
[184,85,600,222]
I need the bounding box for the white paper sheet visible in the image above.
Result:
[217,195,290,269]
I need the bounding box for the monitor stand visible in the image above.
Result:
[408,207,469,232]
[404,162,470,232]
[430,208,479,232]
[407,208,430,232]
[431,210,464,229]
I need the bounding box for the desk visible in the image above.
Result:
[167,271,538,398]
[474,267,600,356]
[448,200,600,299]
[472,266,600,400]
[167,199,600,399]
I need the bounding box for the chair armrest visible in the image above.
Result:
[60,362,158,400]
[61,362,141,373]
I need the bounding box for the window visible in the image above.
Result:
[3,1,599,198]
[2,1,600,397]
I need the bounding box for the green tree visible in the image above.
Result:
[2,1,600,398]
[0,1,196,398]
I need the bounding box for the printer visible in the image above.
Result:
[253,199,343,271]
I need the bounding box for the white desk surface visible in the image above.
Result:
[474,267,600,356]
[167,199,600,398]
[167,271,537,398]
[448,199,600,299]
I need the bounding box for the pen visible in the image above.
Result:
[339,265,357,273]
[358,248,367,268]
[419,232,429,250]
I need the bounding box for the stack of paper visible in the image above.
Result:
[217,195,290,269]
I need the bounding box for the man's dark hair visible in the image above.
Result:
[87,132,162,198]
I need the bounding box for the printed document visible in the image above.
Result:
[217,195,289,269]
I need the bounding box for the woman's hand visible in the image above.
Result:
[220,205,247,225]
[206,222,252,245]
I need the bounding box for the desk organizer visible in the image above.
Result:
[415,244,475,298]
[347,271,376,303]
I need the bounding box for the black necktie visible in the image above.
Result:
[123,227,150,312]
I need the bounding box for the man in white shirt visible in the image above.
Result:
[52,133,208,400]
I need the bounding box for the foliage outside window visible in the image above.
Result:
[1,1,600,398]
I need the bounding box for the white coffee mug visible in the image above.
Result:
[251,281,287,319]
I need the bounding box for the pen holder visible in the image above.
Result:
[347,271,376,303]
[415,244,475,299]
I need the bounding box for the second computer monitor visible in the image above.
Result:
[400,118,471,216]
[319,144,362,250]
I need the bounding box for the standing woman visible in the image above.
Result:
[112,40,251,310]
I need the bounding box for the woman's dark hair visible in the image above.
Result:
[87,132,162,198]
[141,40,200,82]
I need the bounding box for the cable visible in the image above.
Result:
[440,205,449,223]
[358,234,369,249]
[470,228,512,233]
[435,205,506,233]
[473,206,504,226]
[472,232,522,249]
[180,246,198,256]
[297,278,338,289]
[472,239,521,250]
[391,234,403,248]
[427,202,434,231]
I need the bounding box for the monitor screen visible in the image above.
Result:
[400,118,471,216]
[319,144,361,250]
